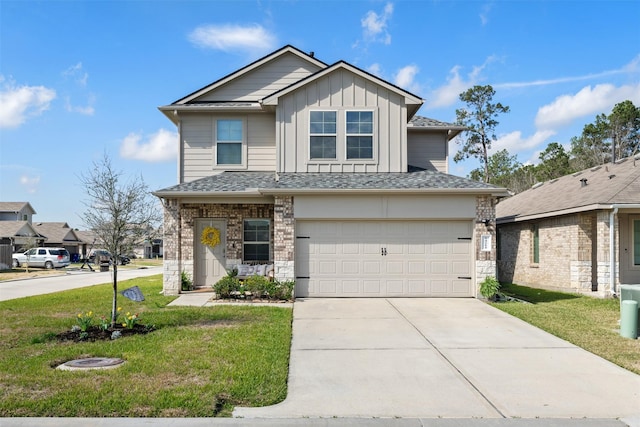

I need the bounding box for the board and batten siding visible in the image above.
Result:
[199,52,323,102]
[407,131,448,173]
[180,113,276,182]
[276,68,408,173]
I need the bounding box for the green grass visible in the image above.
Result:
[0,274,292,417]
[493,283,640,375]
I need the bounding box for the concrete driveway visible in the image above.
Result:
[234,298,640,421]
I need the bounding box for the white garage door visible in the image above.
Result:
[295,221,474,298]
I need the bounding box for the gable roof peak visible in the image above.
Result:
[170,45,327,105]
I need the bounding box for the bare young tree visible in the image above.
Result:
[80,154,161,327]
[455,85,510,182]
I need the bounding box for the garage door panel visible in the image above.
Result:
[386,260,404,274]
[363,280,381,294]
[319,280,337,294]
[408,261,425,274]
[342,280,360,294]
[341,260,360,274]
[387,280,404,294]
[408,280,426,294]
[295,220,474,298]
[363,260,381,274]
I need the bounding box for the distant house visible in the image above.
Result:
[153,45,506,296]
[0,221,46,269]
[496,155,640,296]
[0,202,36,223]
[32,222,83,258]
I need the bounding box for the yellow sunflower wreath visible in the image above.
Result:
[200,226,221,248]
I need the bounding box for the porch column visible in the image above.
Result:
[162,198,181,295]
[273,196,295,281]
[476,195,497,289]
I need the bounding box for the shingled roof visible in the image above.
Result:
[154,170,504,197]
[497,154,640,223]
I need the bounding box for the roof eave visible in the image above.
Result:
[496,203,640,224]
[260,187,508,196]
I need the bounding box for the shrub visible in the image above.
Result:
[245,275,271,298]
[479,276,501,300]
[213,275,240,299]
[181,270,193,291]
[273,280,295,301]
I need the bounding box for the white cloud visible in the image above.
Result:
[492,129,556,156]
[367,63,382,77]
[496,54,640,90]
[0,77,56,129]
[188,24,277,53]
[535,83,640,129]
[19,174,40,194]
[65,94,95,116]
[361,2,393,45]
[425,56,497,108]
[63,62,88,87]
[120,129,178,162]
[480,2,493,26]
[394,65,420,94]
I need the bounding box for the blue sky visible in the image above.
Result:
[1,0,639,227]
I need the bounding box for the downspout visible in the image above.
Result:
[609,207,618,297]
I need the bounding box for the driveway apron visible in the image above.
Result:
[233,298,640,419]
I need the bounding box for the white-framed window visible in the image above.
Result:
[309,111,337,159]
[346,111,373,159]
[215,119,243,166]
[243,219,270,262]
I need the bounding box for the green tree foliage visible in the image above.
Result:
[454,85,510,182]
[570,100,640,169]
[477,100,638,194]
[469,149,521,189]
[536,142,572,181]
[80,154,161,326]
[610,100,640,160]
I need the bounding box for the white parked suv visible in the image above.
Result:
[12,247,71,269]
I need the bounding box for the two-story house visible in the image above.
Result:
[154,45,507,297]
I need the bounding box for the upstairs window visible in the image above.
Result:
[309,111,337,159]
[243,219,270,262]
[346,111,373,159]
[216,119,243,165]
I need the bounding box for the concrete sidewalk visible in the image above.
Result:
[234,298,640,422]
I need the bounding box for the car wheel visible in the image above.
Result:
[12,259,20,268]
[45,261,54,269]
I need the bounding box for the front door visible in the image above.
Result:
[194,219,226,288]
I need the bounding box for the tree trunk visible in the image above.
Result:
[111,264,118,327]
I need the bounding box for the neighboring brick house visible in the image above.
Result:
[496,155,640,297]
[154,45,507,297]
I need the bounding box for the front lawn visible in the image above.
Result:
[493,283,640,375]
[0,274,292,417]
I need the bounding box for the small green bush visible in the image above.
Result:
[181,270,193,291]
[479,276,501,300]
[213,275,240,298]
[273,280,295,301]
[245,275,271,298]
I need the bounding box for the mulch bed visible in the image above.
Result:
[56,324,155,342]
